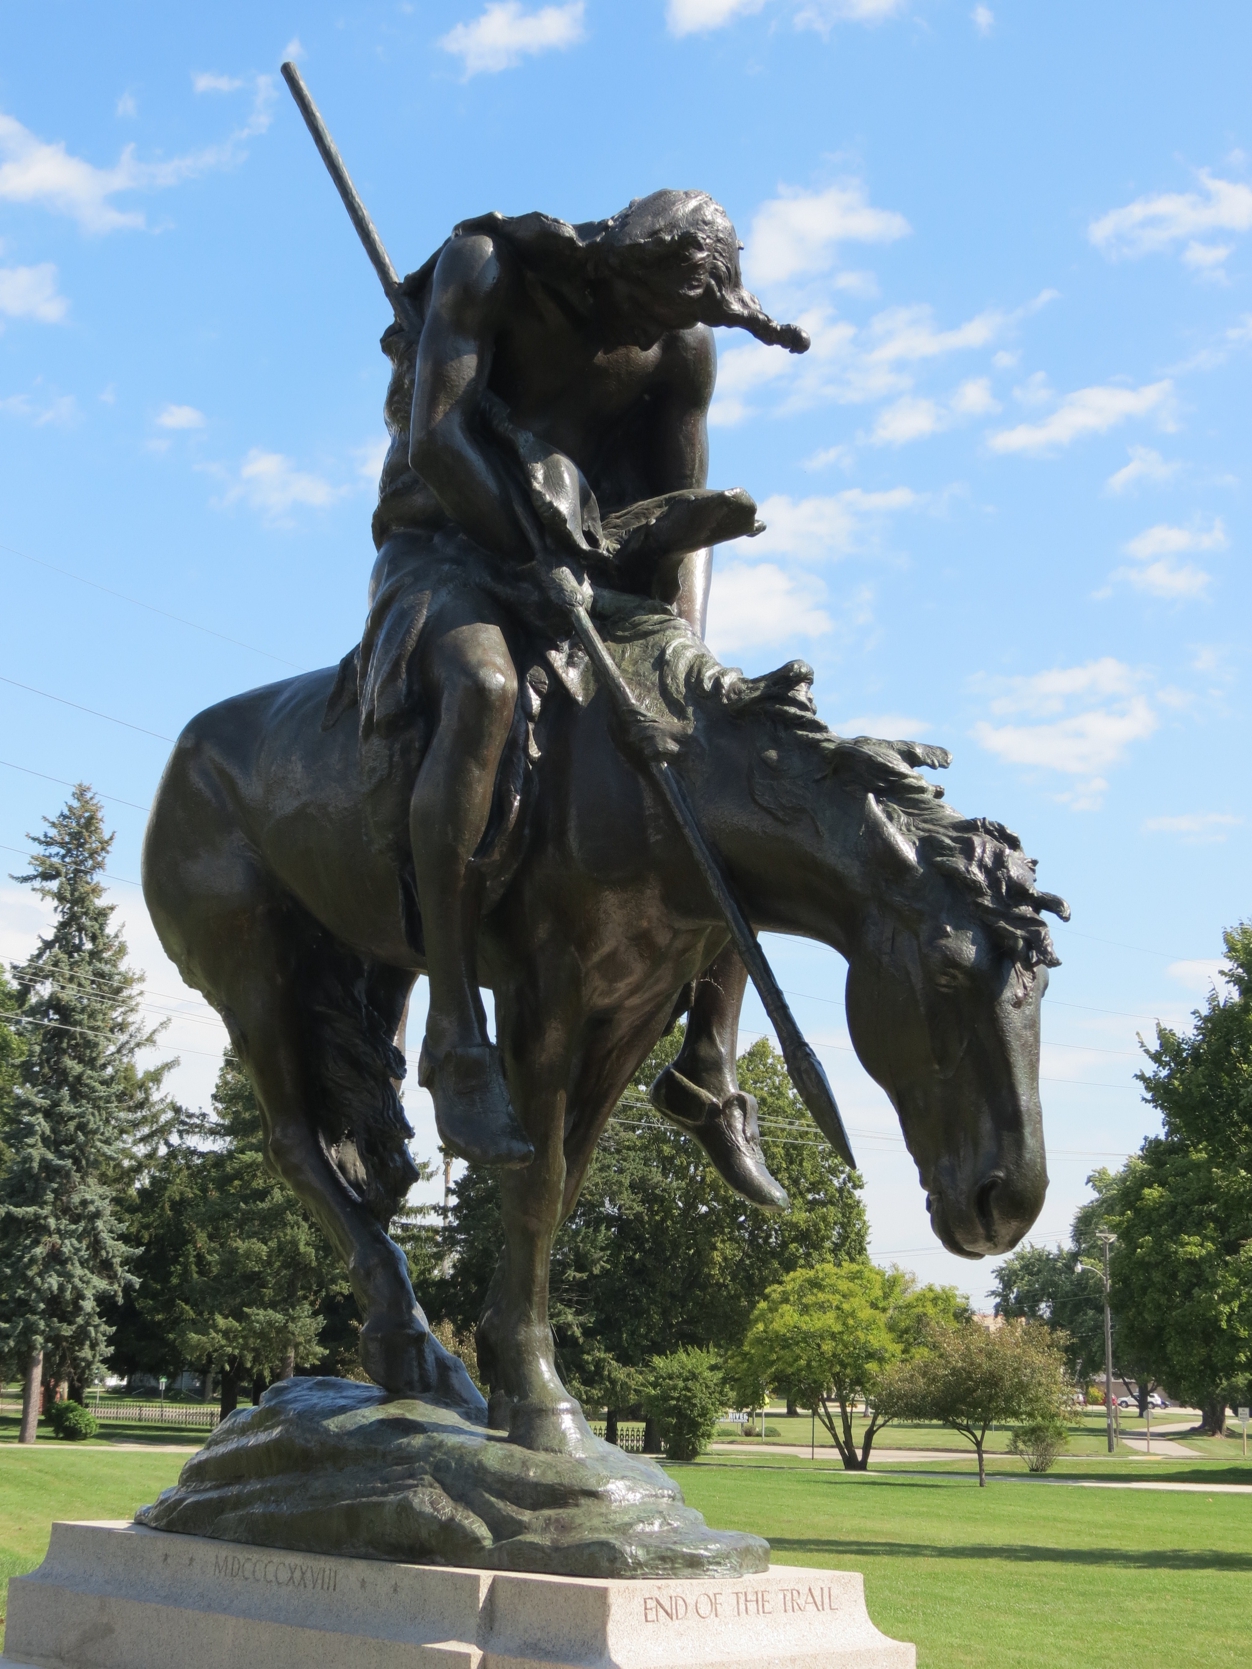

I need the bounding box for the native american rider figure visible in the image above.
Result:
[335,189,809,1207]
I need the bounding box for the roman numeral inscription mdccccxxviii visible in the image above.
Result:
[642,1584,843,1624]
[213,1551,339,1592]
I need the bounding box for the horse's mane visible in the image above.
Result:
[606,603,1069,971]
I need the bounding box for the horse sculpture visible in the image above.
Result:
[142,589,1067,1458]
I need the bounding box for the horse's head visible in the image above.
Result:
[602,616,1066,1256]
[659,642,1068,1260]
[841,784,1067,1258]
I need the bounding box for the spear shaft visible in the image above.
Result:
[279,61,857,1170]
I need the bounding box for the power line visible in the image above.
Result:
[0,538,306,672]
[9,965,218,1016]
[0,759,150,814]
[0,841,143,889]
[0,674,175,743]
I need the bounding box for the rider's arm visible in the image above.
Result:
[647,325,717,627]
[409,234,533,560]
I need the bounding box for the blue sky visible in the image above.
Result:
[2,1,1249,1302]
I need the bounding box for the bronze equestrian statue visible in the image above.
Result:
[142,83,1066,1478]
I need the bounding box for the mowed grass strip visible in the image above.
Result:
[0,1447,186,1648]
[670,1461,1252,1669]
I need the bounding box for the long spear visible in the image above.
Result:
[280,62,857,1172]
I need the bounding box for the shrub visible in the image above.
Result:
[46,1400,99,1441]
[644,1348,725,1462]
[1010,1417,1069,1473]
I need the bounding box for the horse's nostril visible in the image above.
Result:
[975,1174,1003,1239]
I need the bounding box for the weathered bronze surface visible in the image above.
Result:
[137,1376,768,1575]
[141,125,1066,1574]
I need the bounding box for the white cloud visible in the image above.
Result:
[794,0,907,32]
[354,435,391,481]
[1089,170,1252,267]
[193,73,245,94]
[1102,517,1227,601]
[219,448,344,521]
[838,712,930,737]
[440,3,586,76]
[1143,812,1241,840]
[1122,519,1226,561]
[1167,957,1230,992]
[116,91,137,119]
[1105,445,1179,494]
[0,262,67,323]
[802,443,853,471]
[988,379,1174,455]
[950,376,999,415]
[970,658,1157,802]
[156,403,205,430]
[668,0,764,30]
[747,487,921,560]
[705,561,832,654]
[0,80,274,234]
[863,301,1018,365]
[870,376,1000,445]
[745,183,910,287]
[870,396,943,445]
[282,38,306,61]
[0,388,78,426]
[971,5,993,32]
[667,0,903,34]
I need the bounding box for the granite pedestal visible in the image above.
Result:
[2,1521,914,1669]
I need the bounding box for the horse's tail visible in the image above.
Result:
[305,946,421,1226]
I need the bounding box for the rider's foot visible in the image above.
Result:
[418,1039,534,1168]
[649,1064,789,1211]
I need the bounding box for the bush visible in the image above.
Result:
[46,1400,99,1441]
[644,1348,725,1462]
[1010,1417,1069,1473]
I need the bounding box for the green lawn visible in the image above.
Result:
[3,1431,1249,1667]
[0,1445,187,1648]
[670,1460,1252,1669]
[713,1410,1210,1456]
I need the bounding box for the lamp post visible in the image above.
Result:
[1077,1232,1118,1455]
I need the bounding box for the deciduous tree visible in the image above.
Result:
[734,1260,968,1469]
[877,1319,1068,1485]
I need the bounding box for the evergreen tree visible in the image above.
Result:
[146,1053,353,1414]
[0,788,154,1438]
[0,966,25,1172]
[433,1032,868,1415]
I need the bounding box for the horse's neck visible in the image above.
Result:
[680,718,868,962]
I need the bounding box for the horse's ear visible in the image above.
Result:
[863,793,921,879]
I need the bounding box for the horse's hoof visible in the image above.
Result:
[650,1068,790,1211]
[418,1041,535,1169]
[508,1398,597,1457]
[359,1321,488,1421]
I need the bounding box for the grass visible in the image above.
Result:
[0,1445,186,1649]
[713,1410,1211,1456]
[670,1460,1252,1668]
[3,1420,1248,1667]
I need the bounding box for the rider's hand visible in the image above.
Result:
[613,705,685,765]
[539,558,593,613]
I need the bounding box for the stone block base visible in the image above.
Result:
[3,1521,913,1669]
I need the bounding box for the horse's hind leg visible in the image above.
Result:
[148,853,481,1413]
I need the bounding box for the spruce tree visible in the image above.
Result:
[0,788,153,1438]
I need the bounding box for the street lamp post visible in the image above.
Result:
[1077,1232,1118,1455]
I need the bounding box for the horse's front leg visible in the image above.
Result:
[478,959,596,1455]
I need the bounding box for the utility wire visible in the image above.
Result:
[0,675,175,743]
[0,538,306,672]
[0,758,150,814]
[0,841,143,889]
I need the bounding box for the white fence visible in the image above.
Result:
[1,1394,220,1429]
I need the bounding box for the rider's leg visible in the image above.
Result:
[655,550,787,1208]
[410,609,532,1167]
